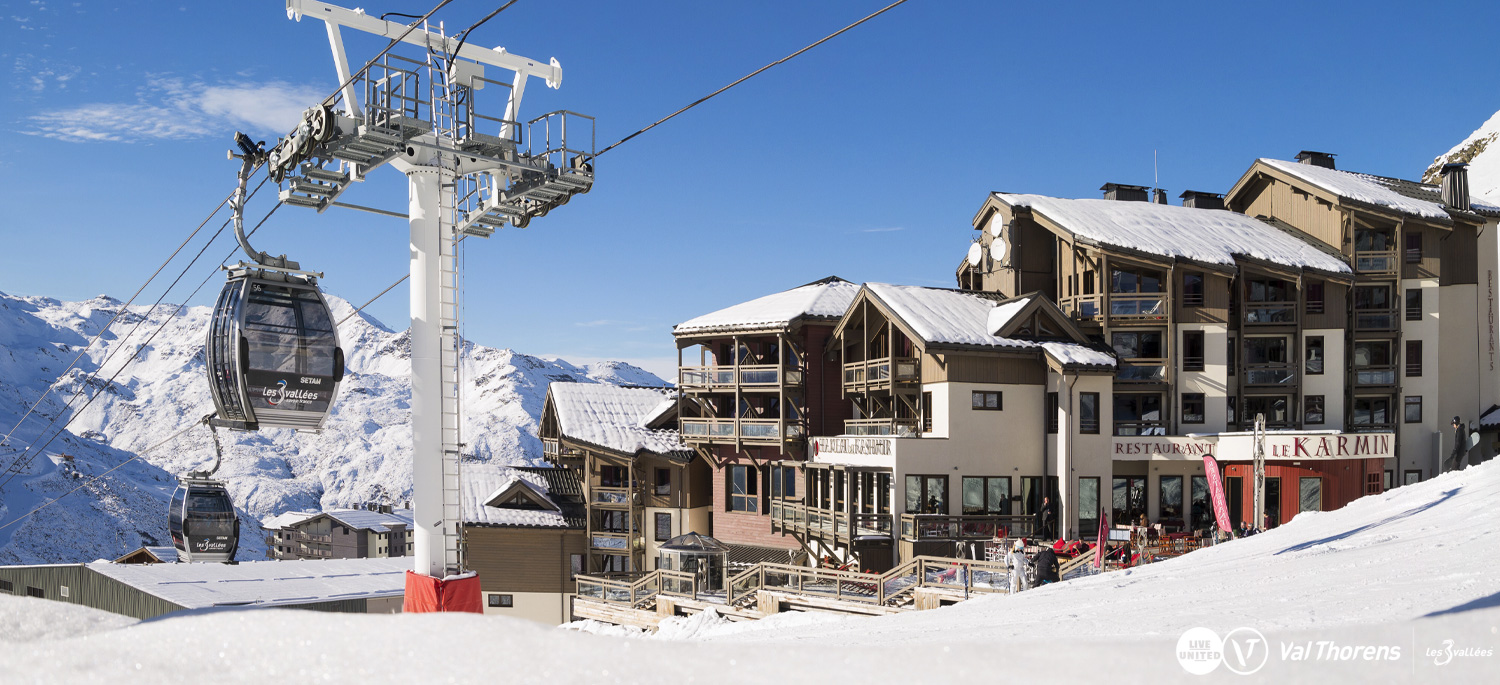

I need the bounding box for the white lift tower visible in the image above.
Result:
[274,0,594,606]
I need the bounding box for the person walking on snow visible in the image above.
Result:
[1008,539,1031,593]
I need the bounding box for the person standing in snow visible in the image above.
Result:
[1007,539,1031,593]
[1033,545,1060,585]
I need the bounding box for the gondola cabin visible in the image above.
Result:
[168,478,240,563]
[206,268,344,431]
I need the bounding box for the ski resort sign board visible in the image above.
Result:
[1113,432,1394,461]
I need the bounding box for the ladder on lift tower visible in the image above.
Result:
[432,39,465,576]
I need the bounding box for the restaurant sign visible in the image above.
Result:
[812,437,893,458]
[1113,432,1394,461]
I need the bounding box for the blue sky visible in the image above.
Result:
[4,0,1500,380]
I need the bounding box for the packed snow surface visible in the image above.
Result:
[1259,158,1452,220]
[2,460,1496,682]
[673,277,859,334]
[0,289,663,565]
[995,192,1353,273]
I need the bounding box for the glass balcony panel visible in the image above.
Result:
[1356,368,1396,385]
[1115,363,1166,382]
[1245,305,1296,324]
[1109,294,1167,318]
[1245,367,1295,384]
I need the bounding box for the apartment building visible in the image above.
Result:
[538,382,710,574]
[461,466,586,625]
[265,506,414,560]
[670,277,859,557]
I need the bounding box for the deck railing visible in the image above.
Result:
[1108,293,1167,320]
[1244,302,1297,325]
[680,418,804,442]
[1355,250,1398,275]
[842,417,919,436]
[842,357,920,387]
[1061,294,1102,320]
[591,487,632,506]
[1244,363,1296,385]
[679,365,804,389]
[898,514,1035,541]
[772,500,894,542]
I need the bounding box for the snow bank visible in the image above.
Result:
[0,594,136,642]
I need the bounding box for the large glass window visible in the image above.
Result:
[1079,478,1100,533]
[971,391,1002,410]
[1352,396,1392,426]
[905,475,948,514]
[599,465,626,488]
[1080,392,1100,434]
[1305,395,1325,424]
[1404,396,1423,424]
[1191,476,1212,531]
[728,465,758,512]
[961,476,1011,515]
[1354,284,1396,329]
[1305,336,1324,375]
[1111,266,1166,317]
[1245,336,1293,384]
[1182,272,1204,307]
[654,512,672,542]
[1243,396,1289,426]
[1244,277,1296,323]
[1299,477,1322,514]
[1354,341,1394,385]
[1159,475,1184,523]
[1114,394,1164,435]
[1112,266,1164,293]
[1112,476,1146,526]
[1113,331,1166,381]
[770,464,797,500]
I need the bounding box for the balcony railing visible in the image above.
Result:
[1355,365,1397,386]
[842,357,920,387]
[542,438,559,459]
[1244,302,1296,325]
[1061,294,1102,320]
[1355,250,1398,276]
[591,487,632,506]
[1113,421,1168,436]
[589,532,633,551]
[285,531,333,544]
[771,500,894,544]
[1354,309,1398,331]
[1115,361,1166,382]
[679,418,804,443]
[1109,293,1167,321]
[1244,363,1296,385]
[843,417,919,436]
[898,514,1036,541]
[679,364,804,390]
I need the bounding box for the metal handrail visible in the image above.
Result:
[898,514,1034,541]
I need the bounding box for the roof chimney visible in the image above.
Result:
[1101,183,1150,202]
[1152,188,1168,204]
[1440,163,1470,211]
[1179,190,1226,210]
[1295,150,1337,169]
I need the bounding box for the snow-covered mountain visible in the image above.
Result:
[0,289,664,564]
[1424,108,1500,202]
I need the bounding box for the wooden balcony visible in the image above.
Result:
[1355,250,1398,276]
[842,357,919,392]
[1108,293,1167,322]
[589,532,636,552]
[678,364,804,392]
[679,418,805,444]
[1061,294,1102,321]
[842,417,919,436]
[1243,301,1297,325]
[591,487,633,508]
[771,500,894,548]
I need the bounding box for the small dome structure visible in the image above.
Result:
[657,532,729,592]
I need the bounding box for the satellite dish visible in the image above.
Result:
[989,217,1005,237]
[966,242,983,267]
[990,239,1008,262]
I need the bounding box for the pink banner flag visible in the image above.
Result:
[1202,454,1233,532]
[1094,506,1109,569]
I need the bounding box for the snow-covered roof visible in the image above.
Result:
[548,383,691,458]
[144,546,178,563]
[994,193,1352,274]
[985,298,1030,334]
[324,508,414,533]
[462,467,582,528]
[866,283,1030,348]
[1480,405,1500,430]
[86,557,407,610]
[1258,158,1452,220]
[674,276,860,334]
[1040,342,1115,369]
[261,511,317,530]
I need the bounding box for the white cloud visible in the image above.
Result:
[21,77,324,143]
[858,226,904,233]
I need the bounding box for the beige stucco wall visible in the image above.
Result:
[644,505,713,568]
[1177,323,1230,434]
[1302,327,1345,430]
[482,590,571,625]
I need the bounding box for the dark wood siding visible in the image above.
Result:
[1176,272,1231,324]
[922,353,1046,385]
[1016,219,1058,299]
[1439,224,1479,286]
[464,526,585,594]
[1304,281,1348,329]
[1403,225,1442,280]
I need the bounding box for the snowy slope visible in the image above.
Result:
[2,460,1497,683]
[0,289,664,564]
[1425,108,1500,203]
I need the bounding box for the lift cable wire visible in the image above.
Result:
[0,192,233,455]
[333,0,909,325]
[594,0,911,157]
[319,0,457,111]
[0,419,205,534]
[0,173,272,486]
[449,0,520,65]
[0,199,284,492]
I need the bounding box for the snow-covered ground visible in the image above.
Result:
[0,289,664,564]
[3,457,1497,683]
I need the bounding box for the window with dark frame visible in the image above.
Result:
[1046,392,1059,434]
[1305,395,1325,424]
[921,391,933,433]
[1406,340,1422,377]
[904,475,949,514]
[654,512,672,542]
[1182,393,1205,424]
[770,464,797,500]
[1305,336,1324,375]
[1182,272,1204,307]
[26,587,43,598]
[961,476,1011,515]
[1405,231,1422,263]
[728,465,758,512]
[1227,337,1236,375]
[1384,470,1394,490]
[971,391,1002,410]
[1305,280,1324,315]
[1404,396,1423,424]
[1159,475,1184,522]
[654,468,671,496]
[1299,478,1322,513]
[1227,396,1237,424]
[570,554,582,578]
[1182,330,1205,372]
[1352,396,1392,426]
[1404,470,1420,486]
[1406,288,1422,321]
[0,580,10,593]
[1080,392,1100,434]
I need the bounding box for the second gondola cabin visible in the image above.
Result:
[168,478,240,563]
[206,266,344,431]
